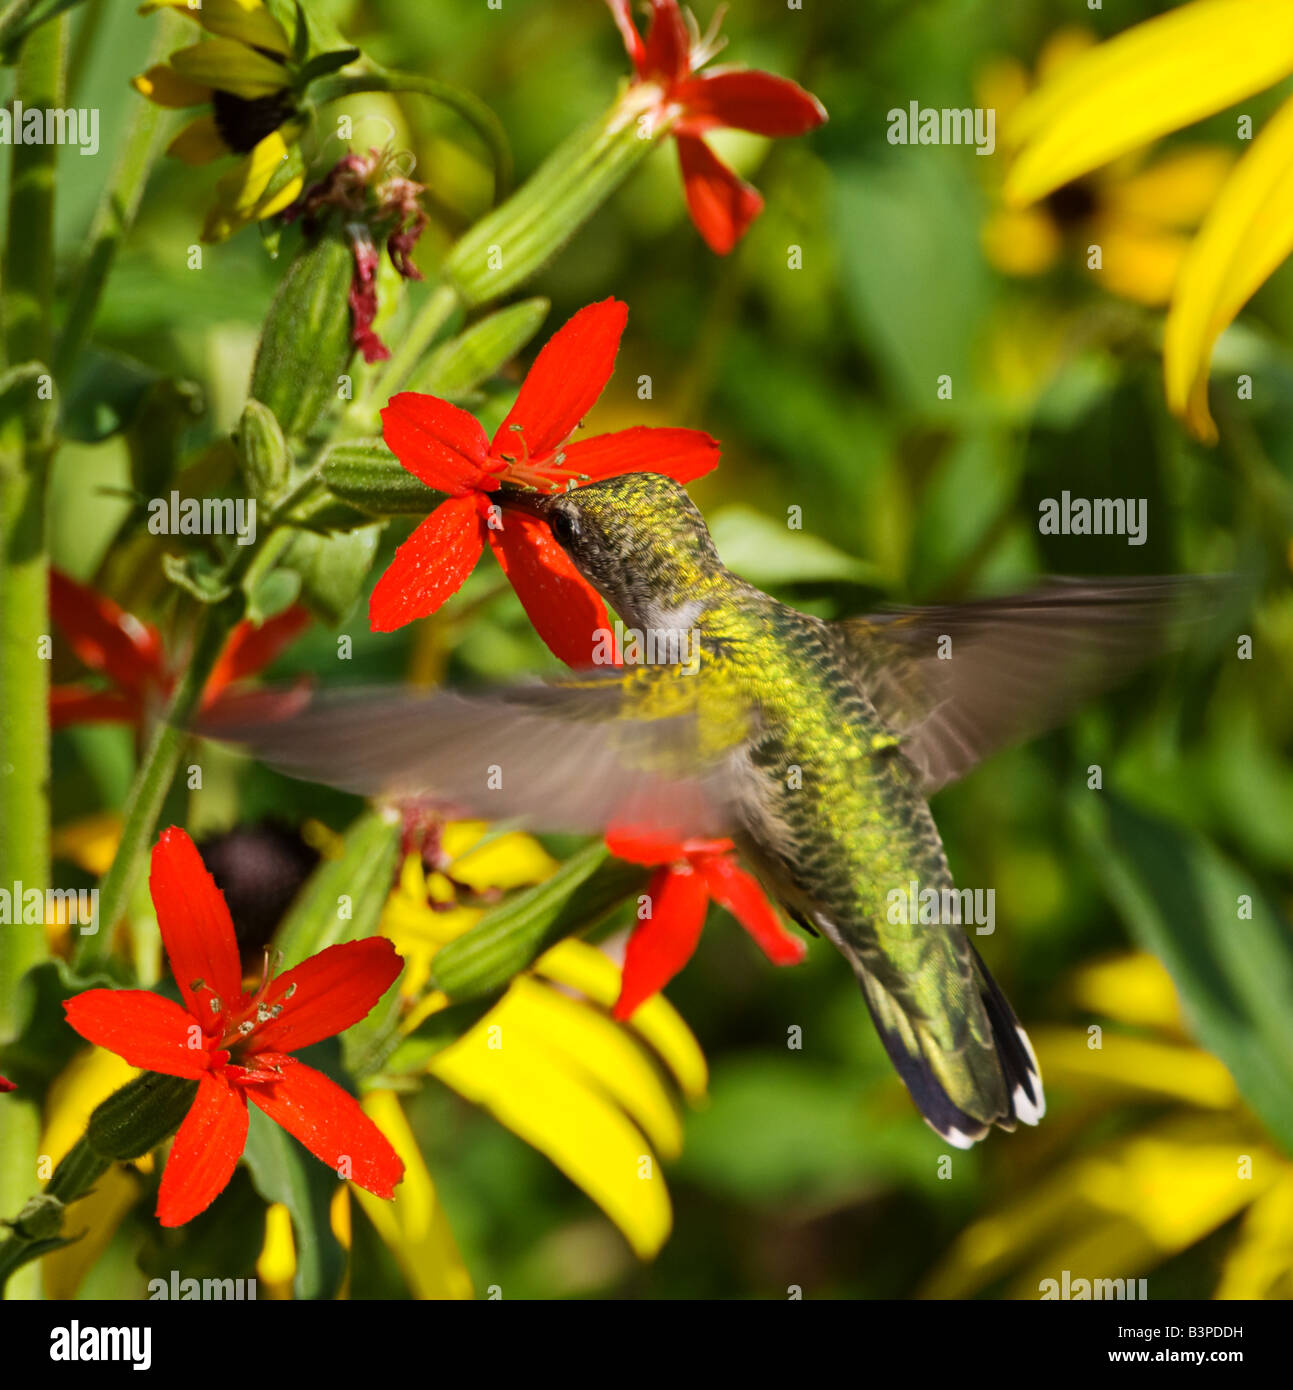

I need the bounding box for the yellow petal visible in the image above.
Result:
[1031,1027,1239,1108]
[1064,951,1183,1032]
[201,126,302,242]
[167,114,229,166]
[1164,88,1293,442]
[141,0,290,56]
[431,1013,673,1258]
[169,36,287,100]
[255,1203,296,1299]
[1091,217,1190,307]
[1102,147,1235,230]
[1214,1169,1293,1298]
[352,1091,474,1299]
[40,1049,145,1299]
[131,62,212,109]
[1006,0,1293,205]
[443,823,558,892]
[981,205,1061,277]
[52,812,122,878]
[501,978,684,1158]
[536,938,708,1100]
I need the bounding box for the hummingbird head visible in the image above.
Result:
[500,473,725,628]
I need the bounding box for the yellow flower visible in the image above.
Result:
[1003,0,1293,443]
[922,952,1293,1300]
[980,29,1232,308]
[381,849,708,1262]
[133,0,305,241]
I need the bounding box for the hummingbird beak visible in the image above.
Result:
[496,484,553,518]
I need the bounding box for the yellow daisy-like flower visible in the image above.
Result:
[980,29,1233,309]
[133,0,305,241]
[1003,0,1293,443]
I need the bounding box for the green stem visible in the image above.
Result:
[53,9,180,376]
[310,67,512,203]
[0,15,64,1041]
[369,280,459,402]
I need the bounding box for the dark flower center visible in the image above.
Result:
[211,88,295,155]
[1045,178,1100,228]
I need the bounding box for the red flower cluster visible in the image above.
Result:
[64,828,404,1227]
[370,298,719,665]
[606,827,806,1019]
[607,0,827,253]
[49,570,309,732]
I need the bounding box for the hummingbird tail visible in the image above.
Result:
[856,944,1045,1148]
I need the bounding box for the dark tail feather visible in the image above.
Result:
[857,945,1044,1148]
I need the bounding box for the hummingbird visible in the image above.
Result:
[217,472,1210,1147]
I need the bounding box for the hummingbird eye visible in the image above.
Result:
[549,506,581,548]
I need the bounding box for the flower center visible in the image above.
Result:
[195,949,297,1059]
[490,425,589,492]
[211,87,295,155]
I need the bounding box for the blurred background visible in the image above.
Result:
[29,0,1293,1298]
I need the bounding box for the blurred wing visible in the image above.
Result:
[200,667,752,840]
[836,576,1218,794]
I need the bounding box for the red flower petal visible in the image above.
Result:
[204,604,310,703]
[246,1055,404,1199]
[150,826,244,1031]
[249,938,403,1055]
[368,495,485,633]
[63,990,214,1078]
[564,426,720,484]
[156,1073,248,1227]
[698,854,806,966]
[494,300,627,464]
[613,864,709,1019]
[49,569,163,701]
[604,0,646,74]
[640,0,691,84]
[606,828,734,866]
[675,133,764,256]
[674,70,828,137]
[0,1074,15,1093]
[50,685,142,729]
[487,510,612,669]
[380,392,492,496]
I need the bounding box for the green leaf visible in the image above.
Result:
[1074,792,1293,1154]
[707,505,878,588]
[432,843,645,1000]
[244,565,301,625]
[241,1106,346,1300]
[412,298,550,401]
[273,809,402,969]
[0,958,117,1094]
[59,348,157,444]
[378,996,501,1078]
[282,522,381,624]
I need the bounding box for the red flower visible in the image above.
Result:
[49,570,310,732]
[370,298,720,665]
[64,827,404,1227]
[606,0,827,254]
[606,827,806,1019]
[0,1075,15,1093]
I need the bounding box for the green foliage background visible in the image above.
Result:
[18,0,1293,1297]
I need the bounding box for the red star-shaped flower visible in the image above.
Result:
[607,0,827,253]
[64,827,404,1227]
[49,569,310,732]
[0,1075,15,1093]
[370,298,719,666]
[606,826,806,1019]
